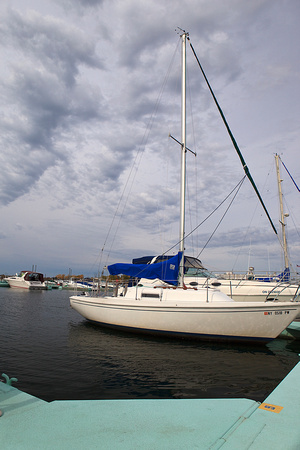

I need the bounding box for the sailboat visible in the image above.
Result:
[181,153,300,303]
[70,31,300,343]
[129,252,299,304]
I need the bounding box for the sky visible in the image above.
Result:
[0,0,299,278]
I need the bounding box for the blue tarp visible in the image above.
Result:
[108,252,182,285]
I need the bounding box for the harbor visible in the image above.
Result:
[1,287,300,448]
[1,2,300,447]
[1,288,300,402]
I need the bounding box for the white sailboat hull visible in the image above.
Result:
[70,287,300,343]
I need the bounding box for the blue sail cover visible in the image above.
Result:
[254,267,290,282]
[108,252,182,285]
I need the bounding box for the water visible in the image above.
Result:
[1,288,300,403]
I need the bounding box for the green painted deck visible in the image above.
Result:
[1,362,300,449]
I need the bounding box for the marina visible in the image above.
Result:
[1,288,300,403]
[1,1,299,447]
[1,287,300,448]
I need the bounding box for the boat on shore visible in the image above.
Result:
[5,271,46,290]
[70,31,300,343]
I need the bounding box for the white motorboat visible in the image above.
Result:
[5,271,46,290]
[63,279,93,290]
[70,31,300,343]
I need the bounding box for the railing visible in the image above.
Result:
[214,270,300,283]
[265,282,300,302]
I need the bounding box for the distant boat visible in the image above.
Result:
[63,279,93,290]
[45,281,62,290]
[5,271,46,290]
[0,279,9,287]
[70,31,300,343]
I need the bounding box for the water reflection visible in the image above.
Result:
[1,288,299,403]
[67,321,297,402]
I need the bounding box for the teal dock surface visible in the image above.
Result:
[1,362,300,449]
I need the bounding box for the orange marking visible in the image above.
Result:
[259,403,283,413]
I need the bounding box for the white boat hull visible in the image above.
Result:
[186,278,300,302]
[6,279,46,290]
[187,279,300,319]
[70,287,300,343]
[5,272,46,290]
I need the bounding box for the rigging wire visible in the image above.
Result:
[276,156,300,274]
[196,176,246,259]
[163,175,247,256]
[189,39,277,236]
[280,155,300,192]
[97,39,181,272]
[230,159,275,272]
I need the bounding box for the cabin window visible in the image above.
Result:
[141,293,160,298]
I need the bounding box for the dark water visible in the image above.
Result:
[1,288,300,403]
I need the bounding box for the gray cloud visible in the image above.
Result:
[0,0,299,276]
[0,8,105,205]
[2,9,103,84]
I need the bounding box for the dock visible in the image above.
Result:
[1,359,299,449]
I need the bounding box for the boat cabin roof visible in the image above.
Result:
[132,255,206,270]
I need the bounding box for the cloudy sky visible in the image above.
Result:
[0,0,299,278]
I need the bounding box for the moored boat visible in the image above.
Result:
[5,271,46,290]
[184,153,300,305]
[70,31,300,343]
[0,279,10,287]
[63,279,93,290]
[131,254,300,303]
[70,277,300,343]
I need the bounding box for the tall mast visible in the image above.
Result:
[178,31,188,286]
[275,153,289,269]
